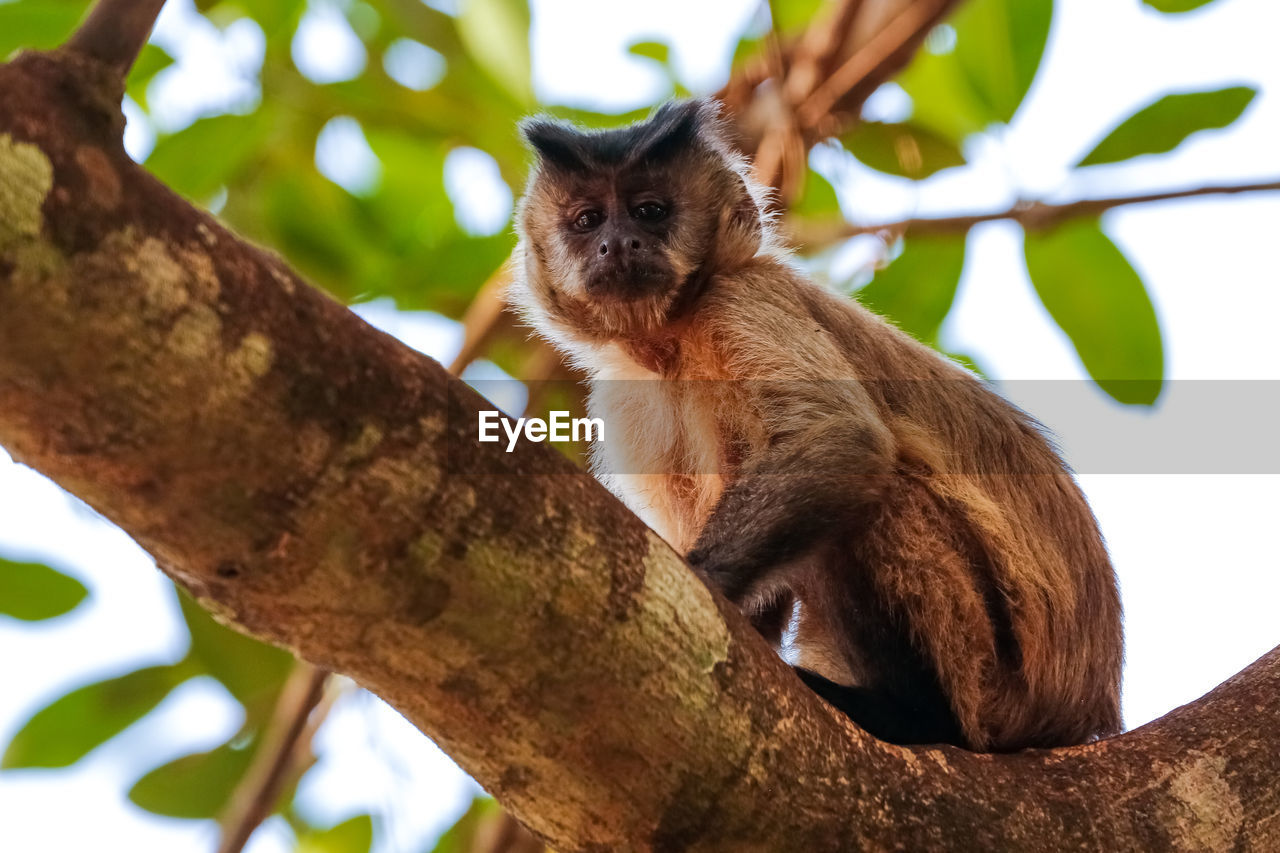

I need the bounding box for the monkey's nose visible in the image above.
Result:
[598,238,644,257]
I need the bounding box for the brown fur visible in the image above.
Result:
[510,101,1122,751]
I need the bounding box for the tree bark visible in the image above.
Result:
[0,47,1277,853]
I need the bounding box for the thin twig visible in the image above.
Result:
[449,270,513,376]
[792,178,1280,244]
[66,0,169,78]
[797,0,959,129]
[217,663,331,853]
[785,0,867,102]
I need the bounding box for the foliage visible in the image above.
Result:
[0,556,87,621]
[0,0,1256,847]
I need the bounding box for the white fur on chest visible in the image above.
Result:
[585,344,726,553]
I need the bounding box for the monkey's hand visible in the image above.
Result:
[686,418,893,604]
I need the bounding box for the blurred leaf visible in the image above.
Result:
[129,738,257,818]
[953,0,1053,124]
[1024,220,1164,405]
[2,665,186,769]
[769,0,823,35]
[898,0,1052,139]
[297,815,375,853]
[179,590,294,715]
[457,0,534,105]
[125,44,175,109]
[363,128,453,243]
[259,170,370,298]
[0,0,91,56]
[196,0,306,38]
[857,233,966,344]
[842,122,965,178]
[430,798,502,853]
[1143,0,1217,11]
[0,557,88,621]
[895,46,991,142]
[789,169,842,221]
[1076,86,1257,166]
[146,110,276,201]
[627,40,670,65]
[540,104,653,129]
[388,231,515,314]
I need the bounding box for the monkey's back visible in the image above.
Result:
[691,259,1124,750]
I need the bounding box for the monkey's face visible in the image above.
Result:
[556,173,680,301]
[513,100,762,341]
[519,162,709,326]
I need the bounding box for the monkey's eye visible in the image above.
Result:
[573,210,603,231]
[632,202,668,222]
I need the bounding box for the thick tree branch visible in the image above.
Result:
[66,0,167,78]
[2,44,1278,853]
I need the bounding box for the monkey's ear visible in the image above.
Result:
[716,173,764,266]
[520,118,589,172]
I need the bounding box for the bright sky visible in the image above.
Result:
[2,0,1279,851]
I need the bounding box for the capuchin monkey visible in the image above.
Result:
[509,99,1122,751]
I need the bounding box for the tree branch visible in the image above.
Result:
[790,178,1280,244]
[796,0,963,132]
[2,37,1279,853]
[217,663,331,853]
[66,0,168,78]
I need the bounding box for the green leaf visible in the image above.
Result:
[897,0,1052,139]
[789,169,842,221]
[456,0,533,106]
[627,40,670,65]
[1076,86,1257,167]
[953,0,1053,124]
[125,44,175,109]
[430,798,502,853]
[0,1,92,57]
[197,0,307,38]
[2,665,186,769]
[895,46,992,143]
[1143,0,1217,11]
[179,590,294,715]
[768,0,823,36]
[1024,220,1164,405]
[146,111,275,201]
[297,815,375,853]
[0,558,88,621]
[856,233,967,345]
[842,122,966,178]
[129,739,257,818]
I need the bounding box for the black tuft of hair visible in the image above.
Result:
[519,117,591,172]
[519,98,721,173]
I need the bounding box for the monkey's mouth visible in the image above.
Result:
[584,262,674,301]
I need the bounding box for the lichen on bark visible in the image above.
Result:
[0,133,53,251]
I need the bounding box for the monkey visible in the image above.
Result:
[507,99,1123,751]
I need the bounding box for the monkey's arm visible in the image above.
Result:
[687,288,895,602]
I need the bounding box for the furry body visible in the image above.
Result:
[510,101,1122,751]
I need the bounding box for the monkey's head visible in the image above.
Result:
[511,99,769,346]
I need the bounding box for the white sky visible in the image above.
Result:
[2,0,1279,850]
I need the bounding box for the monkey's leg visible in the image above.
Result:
[747,589,795,650]
[789,553,968,748]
